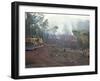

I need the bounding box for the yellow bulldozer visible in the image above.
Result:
[26,37,43,46]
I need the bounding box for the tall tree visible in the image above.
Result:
[25,12,49,43]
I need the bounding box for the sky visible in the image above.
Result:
[44,13,90,35]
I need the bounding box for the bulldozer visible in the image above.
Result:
[26,37,44,50]
[26,37,43,46]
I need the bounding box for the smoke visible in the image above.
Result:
[44,13,89,35]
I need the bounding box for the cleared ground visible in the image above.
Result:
[25,44,89,68]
